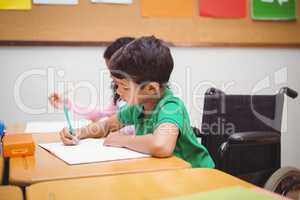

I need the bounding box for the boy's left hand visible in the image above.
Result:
[104,131,128,148]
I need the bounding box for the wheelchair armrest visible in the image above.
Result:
[228,131,280,145]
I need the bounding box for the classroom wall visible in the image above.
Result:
[0,46,299,168]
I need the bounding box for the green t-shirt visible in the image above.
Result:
[117,88,215,168]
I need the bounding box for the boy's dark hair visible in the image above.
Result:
[109,36,174,85]
[104,37,135,105]
[104,37,135,60]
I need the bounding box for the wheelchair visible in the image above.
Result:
[194,87,300,199]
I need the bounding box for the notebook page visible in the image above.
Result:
[39,138,149,165]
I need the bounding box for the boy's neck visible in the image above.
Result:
[142,87,165,116]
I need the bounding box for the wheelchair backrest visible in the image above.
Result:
[201,88,284,136]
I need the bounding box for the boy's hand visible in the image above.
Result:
[59,127,80,145]
[104,131,128,148]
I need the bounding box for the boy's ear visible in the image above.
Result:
[144,82,161,95]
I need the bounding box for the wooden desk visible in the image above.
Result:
[9,132,191,186]
[0,186,23,200]
[25,168,255,200]
[26,168,290,200]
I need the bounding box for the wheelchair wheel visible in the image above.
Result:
[264,167,300,199]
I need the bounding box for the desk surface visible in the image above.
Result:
[9,132,191,186]
[25,168,257,200]
[0,186,23,200]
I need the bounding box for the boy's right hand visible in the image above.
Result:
[59,127,80,145]
[48,93,64,109]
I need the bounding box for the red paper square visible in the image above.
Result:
[199,0,246,18]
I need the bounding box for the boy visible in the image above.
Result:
[59,36,215,168]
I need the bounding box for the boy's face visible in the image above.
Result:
[112,76,159,106]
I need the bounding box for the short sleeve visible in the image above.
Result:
[156,101,184,132]
[117,105,142,125]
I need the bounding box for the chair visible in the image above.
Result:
[196,87,297,186]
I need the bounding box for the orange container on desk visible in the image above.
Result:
[2,133,35,158]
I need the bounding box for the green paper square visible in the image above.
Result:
[251,0,297,20]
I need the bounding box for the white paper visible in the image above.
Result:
[33,0,78,5]
[25,120,90,133]
[91,0,132,4]
[39,138,149,165]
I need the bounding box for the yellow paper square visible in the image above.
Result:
[0,0,31,10]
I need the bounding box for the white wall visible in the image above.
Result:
[0,46,299,168]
